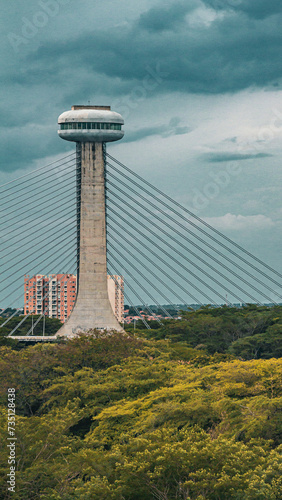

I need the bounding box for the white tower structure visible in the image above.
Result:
[56,105,124,336]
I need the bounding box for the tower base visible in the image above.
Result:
[56,307,124,338]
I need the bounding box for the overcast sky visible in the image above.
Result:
[1,0,282,302]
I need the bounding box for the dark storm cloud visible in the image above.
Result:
[1,0,282,172]
[203,152,273,163]
[203,0,282,20]
[0,124,70,172]
[137,1,197,32]
[123,117,192,143]
[27,2,282,96]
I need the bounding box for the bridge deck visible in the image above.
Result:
[9,336,59,342]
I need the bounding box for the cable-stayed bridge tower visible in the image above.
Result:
[2,105,282,342]
[57,105,124,336]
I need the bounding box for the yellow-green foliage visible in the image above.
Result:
[0,333,281,499]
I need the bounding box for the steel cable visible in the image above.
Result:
[106,154,282,281]
[0,157,76,202]
[7,257,76,336]
[0,243,77,322]
[0,234,77,304]
[107,220,204,306]
[1,188,77,237]
[107,241,173,318]
[107,202,229,305]
[1,224,78,277]
[106,188,258,305]
[0,184,80,249]
[1,214,76,261]
[107,249,167,322]
[106,168,280,302]
[107,259,154,328]
[0,172,76,222]
[108,232,196,310]
[0,152,75,191]
[0,231,76,288]
[107,263,151,329]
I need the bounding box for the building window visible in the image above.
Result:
[60,122,122,131]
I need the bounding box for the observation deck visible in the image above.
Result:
[58,105,124,142]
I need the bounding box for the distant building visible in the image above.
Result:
[24,273,124,323]
[24,274,77,323]
[0,308,24,318]
[107,275,124,323]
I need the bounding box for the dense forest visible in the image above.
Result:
[0,305,281,499]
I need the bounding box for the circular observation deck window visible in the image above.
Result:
[60,122,122,130]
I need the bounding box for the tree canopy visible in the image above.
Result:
[0,313,281,499]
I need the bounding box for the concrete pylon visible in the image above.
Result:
[56,105,125,337]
